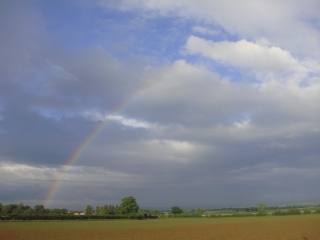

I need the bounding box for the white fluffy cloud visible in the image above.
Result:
[105,0,320,58]
[185,36,298,72]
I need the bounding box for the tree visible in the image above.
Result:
[23,208,35,215]
[1,205,11,216]
[0,204,20,215]
[95,206,100,215]
[34,205,46,215]
[197,208,206,215]
[257,203,267,216]
[99,205,109,216]
[171,206,183,214]
[14,203,26,214]
[119,196,139,214]
[84,205,93,216]
[108,205,115,215]
[49,208,67,216]
[115,205,120,214]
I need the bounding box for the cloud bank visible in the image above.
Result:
[0,0,320,209]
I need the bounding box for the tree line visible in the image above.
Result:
[83,196,139,216]
[1,199,320,221]
[0,196,157,220]
[166,203,320,218]
[0,203,67,216]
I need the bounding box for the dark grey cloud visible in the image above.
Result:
[0,182,47,203]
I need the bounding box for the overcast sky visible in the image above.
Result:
[1,0,320,210]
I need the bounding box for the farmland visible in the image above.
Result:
[1,215,319,240]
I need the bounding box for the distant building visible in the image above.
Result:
[67,210,85,216]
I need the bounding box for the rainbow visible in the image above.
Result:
[43,67,174,207]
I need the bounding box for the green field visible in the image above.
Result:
[1,215,320,240]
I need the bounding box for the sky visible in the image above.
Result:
[1,0,320,210]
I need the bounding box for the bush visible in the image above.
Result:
[272,210,286,216]
[314,208,320,214]
[232,212,255,217]
[286,208,301,215]
[257,203,267,216]
[303,209,311,214]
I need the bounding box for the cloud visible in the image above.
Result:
[49,65,78,81]
[103,0,320,58]
[185,36,298,72]
[192,26,220,36]
[230,162,320,182]
[84,112,156,129]
[1,0,320,209]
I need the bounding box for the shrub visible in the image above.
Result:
[286,208,301,215]
[273,210,286,216]
[257,203,267,216]
[314,208,320,214]
[303,209,311,214]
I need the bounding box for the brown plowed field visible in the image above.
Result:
[1,215,319,240]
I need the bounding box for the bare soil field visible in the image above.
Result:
[0,215,319,240]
